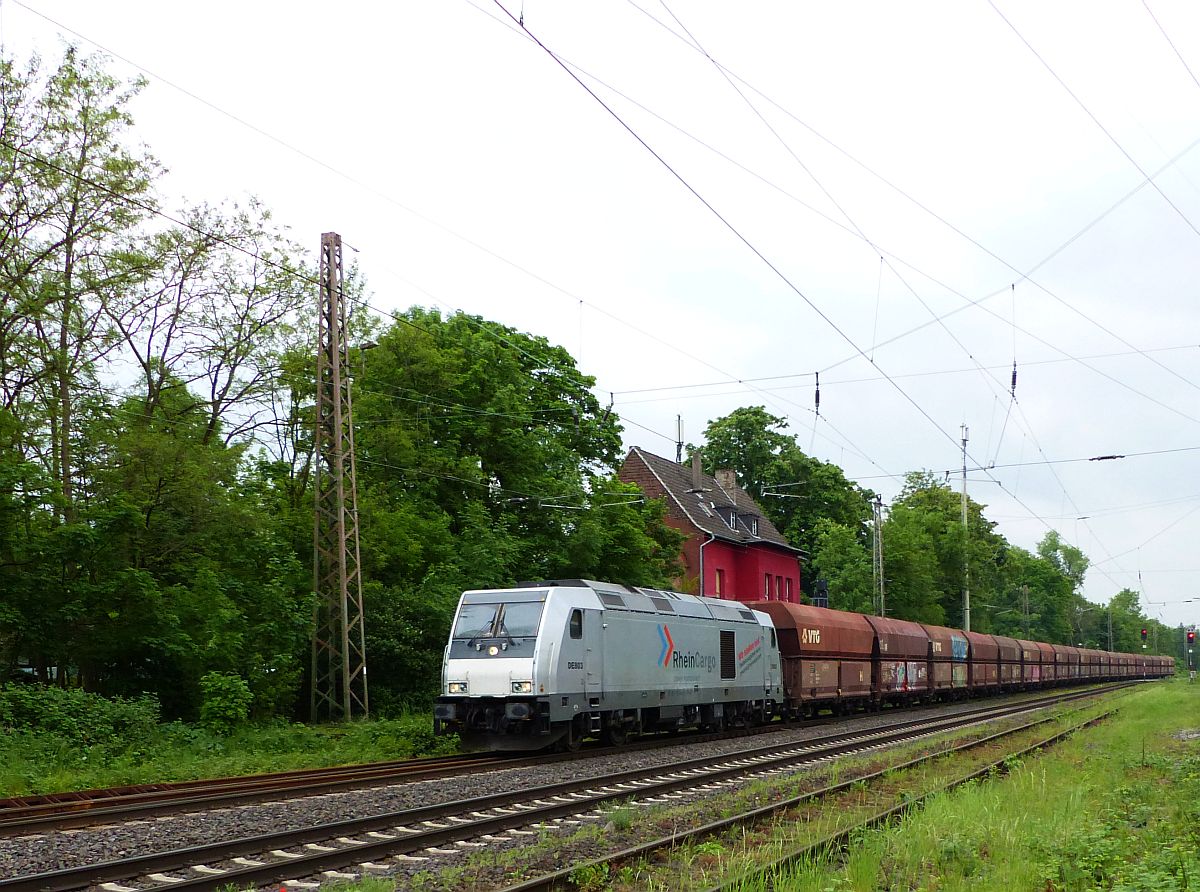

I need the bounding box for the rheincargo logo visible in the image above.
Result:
[658,624,674,667]
[672,650,717,672]
[657,625,716,672]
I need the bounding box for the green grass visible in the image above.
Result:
[762,679,1200,891]
[0,711,459,796]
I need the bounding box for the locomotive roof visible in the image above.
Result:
[481,579,762,623]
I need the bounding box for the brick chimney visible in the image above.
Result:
[715,469,737,493]
[691,451,703,490]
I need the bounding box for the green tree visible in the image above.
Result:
[697,406,873,592]
[810,518,873,614]
[878,504,944,624]
[335,308,684,709]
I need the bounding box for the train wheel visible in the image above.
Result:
[554,716,585,753]
[603,723,629,746]
[604,720,633,744]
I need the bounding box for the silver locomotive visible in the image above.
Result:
[433,579,782,749]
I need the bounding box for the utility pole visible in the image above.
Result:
[961,424,971,632]
[1107,603,1113,652]
[1021,584,1030,638]
[872,494,885,616]
[311,232,369,721]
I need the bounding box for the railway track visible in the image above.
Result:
[0,719,792,837]
[0,751,525,836]
[0,682,1122,837]
[506,703,1116,892]
[0,683,1132,892]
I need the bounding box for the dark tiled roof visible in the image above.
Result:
[623,447,798,551]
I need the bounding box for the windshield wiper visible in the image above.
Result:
[465,627,492,648]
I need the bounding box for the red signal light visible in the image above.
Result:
[1141,628,1148,640]
[1189,630,1196,645]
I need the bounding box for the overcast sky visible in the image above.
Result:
[7,1,1200,633]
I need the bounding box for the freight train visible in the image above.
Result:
[433,579,1173,750]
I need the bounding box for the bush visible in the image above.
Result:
[198,672,253,734]
[0,684,159,746]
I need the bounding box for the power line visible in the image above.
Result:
[627,0,1200,402]
[988,0,1200,244]
[491,0,1140,594]
[1142,0,1200,93]
[610,344,1200,398]
[640,0,1136,583]
[16,0,871,461]
[853,442,1200,479]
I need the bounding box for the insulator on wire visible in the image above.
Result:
[814,371,820,417]
[1011,361,1018,399]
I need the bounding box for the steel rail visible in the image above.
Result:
[705,711,1115,891]
[0,682,1126,836]
[0,751,523,835]
[501,706,1118,892]
[0,684,1130,892]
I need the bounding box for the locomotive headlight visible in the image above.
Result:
[448,682,469,694]
[510,681,533,694]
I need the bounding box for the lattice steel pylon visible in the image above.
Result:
[311,231,369,721]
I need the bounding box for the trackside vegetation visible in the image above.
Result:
[751,679,1197,892]
[0,685,455,796]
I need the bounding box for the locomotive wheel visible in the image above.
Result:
[603,721,630,746]
[552,717,585,752]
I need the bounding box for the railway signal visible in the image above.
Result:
[1141,628,1147,647]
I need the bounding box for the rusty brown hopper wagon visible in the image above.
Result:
[921,623,969,699]
[864,615,930,706]
[965,631,1001,693]
[992,634,1021,690]
[748,601,874,717]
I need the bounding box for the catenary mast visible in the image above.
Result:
[311,232,369,720]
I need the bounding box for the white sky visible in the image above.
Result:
[6,0,1200,634]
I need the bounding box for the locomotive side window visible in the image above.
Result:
[569,609,583,639]
[770,628,777,649]
[720,630,736,679]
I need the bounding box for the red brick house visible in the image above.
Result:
[619,447,803,603]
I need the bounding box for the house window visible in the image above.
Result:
[714,568,725,596]
[785,578,793,602]
[776,575,783,598]
[764,573,771,598]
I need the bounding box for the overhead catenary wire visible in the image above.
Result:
[15,0,899,470]
[1142,0,1200,93]
[25,0,1196,498]
[642,0,1134,582]
[627,0,1200,401]
[11,5,1199,604]
[490,0,1143,595]
[988,0,1200,244]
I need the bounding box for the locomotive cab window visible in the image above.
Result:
[569,609,583,639]
[452,601,544,640]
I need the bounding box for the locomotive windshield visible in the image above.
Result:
[452,602,544,641]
